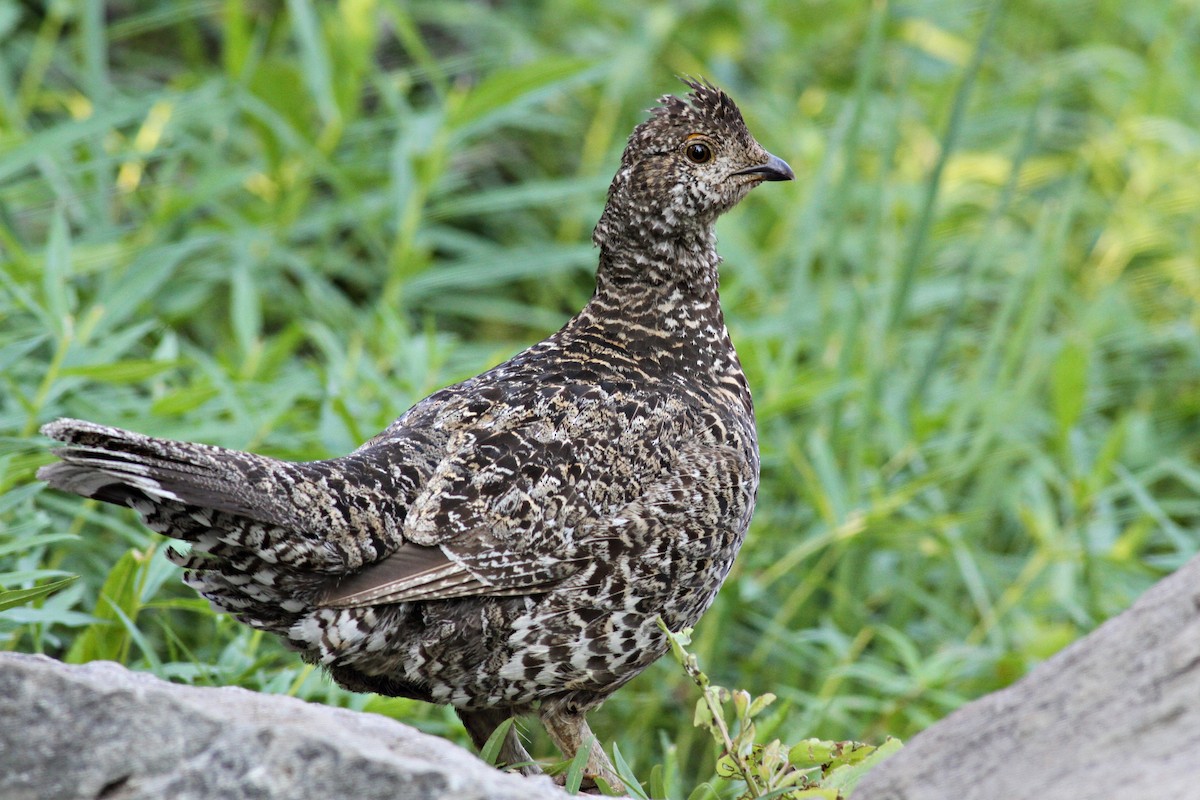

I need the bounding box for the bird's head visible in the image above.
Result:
[593,78,794,256]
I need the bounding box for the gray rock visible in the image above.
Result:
[853,552,1200,800]
[0,653,595,800]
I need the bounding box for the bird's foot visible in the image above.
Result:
[542,708,625,793]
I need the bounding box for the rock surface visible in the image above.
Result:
[853,552,1200,800]
[0,652,593,800]
[11,548,1200,800]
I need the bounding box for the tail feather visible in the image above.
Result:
[39,418,291,521]
[37,418,411,573]
[37,417,424,653]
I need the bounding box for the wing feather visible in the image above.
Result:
[320,544,482,606]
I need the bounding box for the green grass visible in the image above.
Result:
[2,0,1199,796]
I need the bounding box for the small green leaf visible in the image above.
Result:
[60,359,180,383]
[590,775,621,797]
[610,743,647,799]
[563,734,594,795]
[714,754,739,778]
[732,689,750,719]
[648,763,666,800]
[43,206,74,330]
[477,716,515,767]
[0,532,78,559]
[789,738,837,768]
[448,56,595,134]
[1052,339,1089,434]
[102,594,163,672]
[827,740,879,769]
[0,576,78,612]
[820,737,903,792]
[231,261,262,362]
[0,569,74,585]
[286,0,340,125]
[748,692,777,717]
[693,697,713,728]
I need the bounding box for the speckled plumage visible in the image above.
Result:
[38,79,793,786]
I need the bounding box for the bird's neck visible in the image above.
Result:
[592,224,722,304]
[532,225,751,417]
[570,224,735,367]
[572,232,751,415]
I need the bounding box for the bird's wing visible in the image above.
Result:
[325,428,757,617]
[322,386,686,609]
[316,540,483,606]
[321,424,603,607]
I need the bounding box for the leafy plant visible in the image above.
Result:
[661,622,901,799]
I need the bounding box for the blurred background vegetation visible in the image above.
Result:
[1,0,1197,795]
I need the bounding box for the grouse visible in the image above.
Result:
[38,78,793,787]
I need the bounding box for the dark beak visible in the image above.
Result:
[733,152,795,182]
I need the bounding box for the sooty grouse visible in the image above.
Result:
[38,78,793,786]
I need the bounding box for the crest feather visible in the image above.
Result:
[649,77,746,127]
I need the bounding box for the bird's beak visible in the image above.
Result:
[733,152,795,182]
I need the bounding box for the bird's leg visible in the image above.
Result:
[541,707,623,791]
[457,708,541,776]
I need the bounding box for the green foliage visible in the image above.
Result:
[478,717,518,768]
[662,623,902,799]
[562,737,596,795]
[1,0,1198,796]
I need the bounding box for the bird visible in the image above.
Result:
[38,78,794,788]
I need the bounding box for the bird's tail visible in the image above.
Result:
[37,418,403,634]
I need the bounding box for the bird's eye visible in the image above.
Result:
[684,141,713,164]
